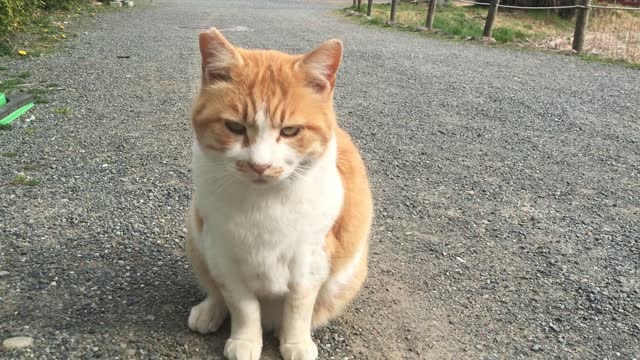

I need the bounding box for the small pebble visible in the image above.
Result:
[531,344,543,352]
[3,336,34,349]
[0,270,9,277]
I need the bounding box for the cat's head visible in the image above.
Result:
[191,28,342,186]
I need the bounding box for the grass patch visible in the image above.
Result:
[25,125,34,136]
[0,66,7,71]
[2,151,18,158]
[11,173,40,186]
[579,53,640,70]
[55,106,71,115]
[0,124,13,130]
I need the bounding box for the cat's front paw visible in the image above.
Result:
[224,338,262,360]
[188,298,227,334]
[280,339,318,360]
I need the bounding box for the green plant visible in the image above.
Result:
[55,106,71,115]
[2,151,17,157]
[0,78,25,92]
[13,71,31,78]
[12,172,40,186]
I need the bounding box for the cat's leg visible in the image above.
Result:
[222,288,263,360]
[279,285,321,360]
[188,289,227,334]
[186,207,228,334]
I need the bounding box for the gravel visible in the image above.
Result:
[1,0,639,359]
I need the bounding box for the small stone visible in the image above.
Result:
[146,315,155,321]
[531,344,543,352]
[0,270,9,277]
[549,324,561,332]
[126,349,136,356]
[3,336,34,349]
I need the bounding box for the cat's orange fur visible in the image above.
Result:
[185,28,372,360]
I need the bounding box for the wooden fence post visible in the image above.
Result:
[426,0,437,29]
[572,0,591,52]
[367,0,373,16]
[390,0,398,23]
[483,0,500,38]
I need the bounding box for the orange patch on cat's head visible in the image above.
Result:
[191,29,343,165]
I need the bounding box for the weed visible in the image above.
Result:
[0,124,12,130]
[11,173,40,186]
[0,78,26,93]
[2,151,17,158]
[33,95,49,104]
[25,126,34,136]
[55,107,71,115]
[27,88,49,95]
[11,71,31,79]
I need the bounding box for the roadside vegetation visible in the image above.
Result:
[0,0,113,57]
[345,1,640,66]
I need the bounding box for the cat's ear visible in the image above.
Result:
[299,39,343,95]
[199,28,242,83]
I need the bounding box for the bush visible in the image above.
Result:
[0,0,83,34]
[0,0,42,33]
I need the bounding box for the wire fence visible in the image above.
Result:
[358,0,640,54]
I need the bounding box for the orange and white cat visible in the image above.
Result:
[185,28,373,360]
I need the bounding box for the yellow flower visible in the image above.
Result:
[18,50,27,56]
[59,25,65,30]
[61,34,66,39]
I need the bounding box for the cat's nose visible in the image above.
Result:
[249,162,271,175]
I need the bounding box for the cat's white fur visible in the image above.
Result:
[189,107,344,359]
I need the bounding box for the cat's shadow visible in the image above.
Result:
[61,249,283,358]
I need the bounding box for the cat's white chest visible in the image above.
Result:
[192,145,343,297]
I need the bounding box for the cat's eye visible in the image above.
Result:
[224,121,246,135]
[280,126,301,137]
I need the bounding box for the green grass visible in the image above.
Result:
[0,78,26,92]
[25,125,34,136]
[2,151,18,158]
[579,53,640,70]
[55,107,71,115]
[0,124,12,130]
[10,71,31,79]
[11,173,40,186]
[0,66,8,71]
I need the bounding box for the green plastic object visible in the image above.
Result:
[0,92,34,125]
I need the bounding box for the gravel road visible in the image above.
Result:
[1,0,639,359]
